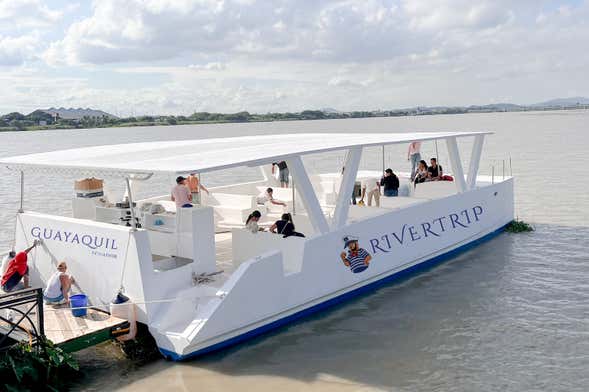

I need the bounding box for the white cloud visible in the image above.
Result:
[43,0,410,65]
[0,32,40,65]
[188,62,226,71]
[0,0,62,29]
[1,0,588,114]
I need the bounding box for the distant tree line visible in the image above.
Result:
[2,103,588,132]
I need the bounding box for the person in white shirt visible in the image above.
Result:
[359,178,381,207]
[256,187,287,207]
[245,210,263,233]
[44,261,75,305]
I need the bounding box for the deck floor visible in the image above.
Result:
[215,231,235,279]
[43,304,127,346]
[0,301,126,348]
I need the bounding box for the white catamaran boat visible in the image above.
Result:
[0,132,513,360]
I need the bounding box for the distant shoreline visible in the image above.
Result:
[1,106,588,133]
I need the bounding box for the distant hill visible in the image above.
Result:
[321,107,341,114]
[39,107,118,120]
[468,103,523,111]
[531,97,589,107]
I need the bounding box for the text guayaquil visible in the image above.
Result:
[31,226,120,259]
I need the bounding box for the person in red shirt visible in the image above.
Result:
[1,241,38,292]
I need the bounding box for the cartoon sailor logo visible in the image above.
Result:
[340,235,372,274]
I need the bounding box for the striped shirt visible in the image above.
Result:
[346,248,370,273]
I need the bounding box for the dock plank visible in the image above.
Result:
[43,305,126,346]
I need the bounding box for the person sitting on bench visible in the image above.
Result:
[43,261,75,305]
[414,160,429,185]
[270,213,305,238]
[1,241,38,292]
[245,210,264,233]
[427,157,443,181]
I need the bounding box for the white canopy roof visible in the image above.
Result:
[1,131,490,175]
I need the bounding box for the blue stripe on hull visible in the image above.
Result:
[159,223,509,361]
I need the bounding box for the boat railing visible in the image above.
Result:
[490,155,513,184]
[0,288,45,351]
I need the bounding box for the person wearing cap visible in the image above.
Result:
[340,236,371,274]
[186,173,209,205]
[1,241,39,292]
[171,176,193,208]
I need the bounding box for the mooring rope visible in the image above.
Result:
[41,293,224,313]
[116,230,133,294]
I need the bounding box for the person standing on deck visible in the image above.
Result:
[272,161,289,188]
[1,241,38,292]
[44,261,75,305]
[186,173,209,205]
[171,176,193,208]
[407,141,422,180]
[360,177,381,207]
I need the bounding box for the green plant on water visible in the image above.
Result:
[505,219,534,233]
[0,337,79,391]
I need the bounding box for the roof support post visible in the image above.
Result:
[125,177,137,231]
[286,156,329,234]
[446,137,467,193]
[18,170,24,213]
[466,134,485,190]
[332,147,362,229]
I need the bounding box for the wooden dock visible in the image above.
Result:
[43,305,128,352]
[0,289,129,353]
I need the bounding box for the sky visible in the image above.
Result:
[1,0,588,116]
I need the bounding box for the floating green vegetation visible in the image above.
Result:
[505,219,534,233]
[0,337,79,391]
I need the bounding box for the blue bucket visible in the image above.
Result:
[70,294,88,317]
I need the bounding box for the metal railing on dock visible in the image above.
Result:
[0,288,44,351]
[0,287,130,353]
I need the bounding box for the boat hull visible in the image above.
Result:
[156,179,514,361]
[159,221,509,361]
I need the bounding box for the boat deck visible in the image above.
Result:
[0,289,128,353]
[215,231,234,269]
[43,305,128,352]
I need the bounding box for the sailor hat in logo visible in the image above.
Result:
[343,235,359,248]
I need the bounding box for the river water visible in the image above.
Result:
[0,111,587,391]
